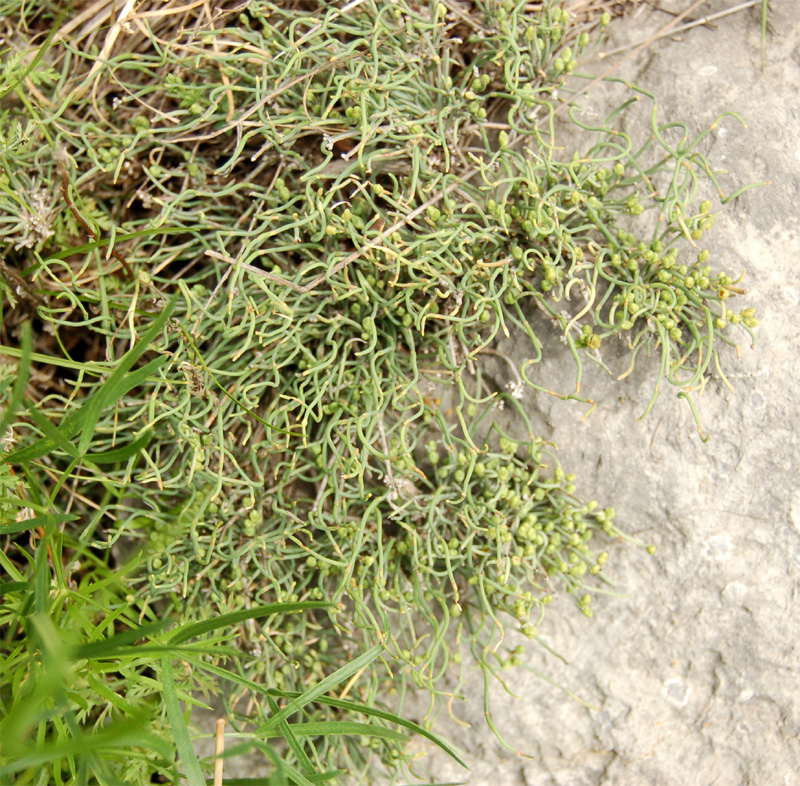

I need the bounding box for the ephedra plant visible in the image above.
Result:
[0,0,760,782]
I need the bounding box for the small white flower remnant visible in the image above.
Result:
[15,185,56,249]
[16,505,35,524]
[0,429,36,522]
[136,188,154,208]
[0,425,14,452]
[427,152,443,171]
[506,379,525,400]
[384,474,419,503]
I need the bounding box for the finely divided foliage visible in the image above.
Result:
[0,0,758,783]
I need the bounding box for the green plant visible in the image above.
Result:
[1,319,458,785]
[1,0,760,781]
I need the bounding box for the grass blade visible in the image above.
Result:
[269,691,466,769]
[25,402,80,458]
[0,721,172,779]
[187,660,466,769]
[265,693,315,779]
[162,655,206,786]
[0,14,63,101]
[259,721,408,743]
[0,321,32,444]
[72,619,172,659]
[256,644,384,735]
[168,602,333,645]
[77,301,176,454]
[83,428,154,464]
[0,513,77,535]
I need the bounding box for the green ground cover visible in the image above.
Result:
[0,0,759,782]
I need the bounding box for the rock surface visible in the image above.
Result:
[406,1,800,784]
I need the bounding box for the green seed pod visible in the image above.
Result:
[131,114,150,131]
